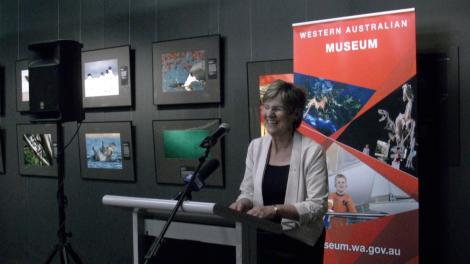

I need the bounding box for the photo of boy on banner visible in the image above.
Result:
[327,174,357,228]
[322,141,417,230]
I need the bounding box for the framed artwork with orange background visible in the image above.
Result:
[246,59,292,140]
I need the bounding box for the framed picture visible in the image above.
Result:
[81,45,132,108]
[153,35,221,105]
[153,119,224,186]
[418,46,459,166]
[17,123,58,177]
[247,59,293,139]
[0,132,4,174]
[78,122,135,181]
[16,59,30,112]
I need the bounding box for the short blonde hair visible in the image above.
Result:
[335,174,347,183]
[262,80,306,129]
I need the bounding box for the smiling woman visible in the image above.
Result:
[261,80,305,137]
[230,80,329,263]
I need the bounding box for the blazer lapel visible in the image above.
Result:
[253,135,271,206]
[285,132,301,204]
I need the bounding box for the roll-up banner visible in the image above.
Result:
[293,8,418,263]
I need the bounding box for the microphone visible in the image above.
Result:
[200,123,230,148]
[184,159,220,192]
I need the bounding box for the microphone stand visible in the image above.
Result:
[143,147,211,264]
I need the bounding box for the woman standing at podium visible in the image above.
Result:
[230,80,328,263]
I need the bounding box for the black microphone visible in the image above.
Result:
[200,123,230,148]
[184,159,220,192]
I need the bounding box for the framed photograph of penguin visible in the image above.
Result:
[17,123,58,177]
[16,59,30,112]
[152,119,224,186]
[153,35,221,105]
[247,59,293,140]
[81,45,133,109]
[78,122,135,181]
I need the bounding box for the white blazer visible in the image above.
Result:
[237,132,329,246]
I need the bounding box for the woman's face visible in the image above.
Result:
[262,95,296,137]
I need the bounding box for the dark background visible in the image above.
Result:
[0,0,468,263]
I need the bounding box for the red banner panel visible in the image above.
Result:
[293,8,418,263]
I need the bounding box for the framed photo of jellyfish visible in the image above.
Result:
[247,59,293,140]
[78,122,135,181]
[81,45,132,108]
[153,35,221,105]
[152,119,224,186]
[17,123,58,177]
[16,59,30,112]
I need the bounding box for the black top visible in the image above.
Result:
[262,164,290,206]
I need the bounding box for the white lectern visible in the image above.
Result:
[102,195,282,264]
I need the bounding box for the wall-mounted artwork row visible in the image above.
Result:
[17,123,58,177]
[153,35,221,105]
[82,45,133,109]
[78,122,135,181]
[153,119,223,186]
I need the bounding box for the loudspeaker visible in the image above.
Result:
[28,40,84,122]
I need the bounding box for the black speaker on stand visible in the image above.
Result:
[27,40,83,264]
[28,40,84,122]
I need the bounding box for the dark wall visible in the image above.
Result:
[0,0,468,263]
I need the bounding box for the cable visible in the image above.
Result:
[59,122,82,156]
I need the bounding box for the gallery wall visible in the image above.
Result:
[0,0,468,263]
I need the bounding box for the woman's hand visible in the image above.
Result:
[229,198,253,213]
[247,205,277,219]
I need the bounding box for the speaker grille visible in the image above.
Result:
[29,64,60,113]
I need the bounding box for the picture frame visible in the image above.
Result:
[418,46,460,166]
[0,65,4,114]
[81,45,133,108]
[153,119,224,186]
[0,131,4,174]
[247,59,293,140]
[17,123,58,177]
[153,35,221,105]
[78,121,135,181]
[16,59,30,112]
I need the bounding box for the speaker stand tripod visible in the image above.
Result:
[45,121,82,264]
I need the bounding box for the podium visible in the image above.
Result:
[102,195,282,264]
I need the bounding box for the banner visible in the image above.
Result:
[293,8,418,263]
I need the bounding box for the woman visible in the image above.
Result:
[230,80,328,263]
